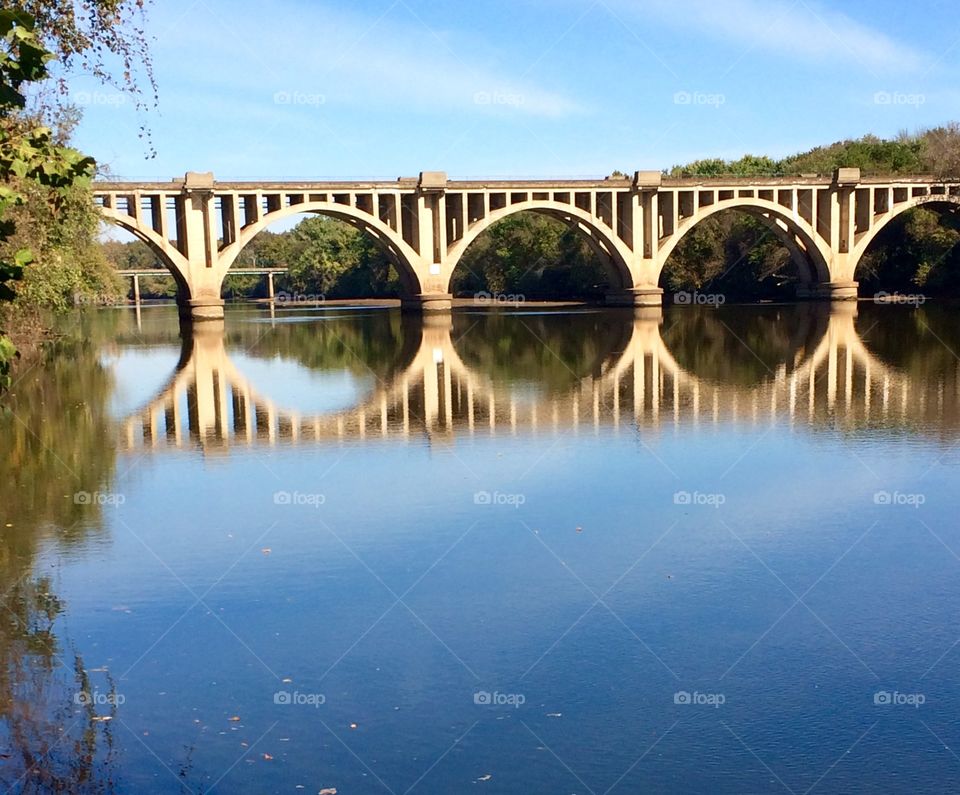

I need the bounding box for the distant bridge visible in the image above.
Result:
[116,267,287,303]
[118,305,949,453]
[94,170,960,322]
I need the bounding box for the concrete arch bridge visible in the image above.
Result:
[94,170,960,321]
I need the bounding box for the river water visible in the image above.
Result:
[2,302,960,793]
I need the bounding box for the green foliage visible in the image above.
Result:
[0,11,95,388]
[670,155,779,178]
[0,11,49,102]
[6,175,121,309]
[660,211,793,298]
[0,332,15,388]
[451,212,608,299]
[285,216,361,295]
[233,228,289,269]
[101,237,156,269]
[0,7,152,390]
[779,135,926,176]
[858,207,960,293]
[906,209,960,287]
[922,123,960,179]
[668,130,955,178]
[99,237,175,298]
[276,216,401,298]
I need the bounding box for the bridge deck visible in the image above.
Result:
[94,174,946,191]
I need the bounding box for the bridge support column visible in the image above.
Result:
[179,296,226,324]
[797,281,859,301]
[178,172,226,323]
[401,293,453,313]
[605,286,664,308]
[132,273,141,305]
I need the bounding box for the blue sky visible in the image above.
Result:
[68,0,960,180]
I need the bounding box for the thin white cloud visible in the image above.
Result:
[615,0,927,73]
[158,1,581,118]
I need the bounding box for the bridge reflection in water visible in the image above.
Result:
[118,304,953,453]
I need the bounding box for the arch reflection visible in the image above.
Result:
[118,305,944,453]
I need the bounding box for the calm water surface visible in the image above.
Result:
[3,302,960,793]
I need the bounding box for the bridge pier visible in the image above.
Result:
[797,281,859,301]
[401,293,454,313]
[605,286,664,308]
[179,296,226,323]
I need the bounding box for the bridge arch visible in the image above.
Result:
[851,193,960,278]
[216,201,427,296]
[656,197,833,287]
[444,200,639,293]
[98,208,192,296]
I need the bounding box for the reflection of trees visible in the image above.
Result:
[451,311,632,393]
[0,576,123,792]
[0,334,122,791]
[83,305,422,386]
[661,305,828,387]
[0,334,117,536]
[856,305,960,432]
[857,304,960,378]
[233,311,418,381]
